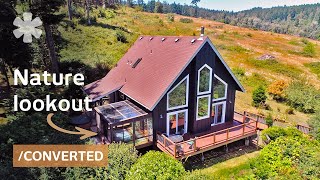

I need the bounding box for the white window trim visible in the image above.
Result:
[166,109,188,136]
[167,75,189,111]
[196,94,211,121]
[197,64,213,95]
[211,101,226,126]
[212,74,228,102]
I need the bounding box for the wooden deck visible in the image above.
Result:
[157,112,260,160]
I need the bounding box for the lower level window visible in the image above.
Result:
[211,101,226,125]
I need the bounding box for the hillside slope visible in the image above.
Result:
[59,7,320,124]
[148,3,320,40]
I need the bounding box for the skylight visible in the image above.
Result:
[132,58,142,68]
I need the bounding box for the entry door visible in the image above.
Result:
[211,102,226,126]
[167,110,188,136]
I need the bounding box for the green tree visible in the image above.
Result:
[154,1,163,13]
[30,0,64,74]
[126,151,186,180]
[0,113,85,179]
[191,0,200,17]
[285,81,320,113]
[252,86,267,107]
[0,1,32,90]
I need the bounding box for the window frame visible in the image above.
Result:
[196,94,211,121]
[212,74,228,102]
[211,101,226,126]
[166,109,188,136]
[167,75,189,111]
[197,64,213,95]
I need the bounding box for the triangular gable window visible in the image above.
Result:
[212,75,228,101]
[167,75,189,110]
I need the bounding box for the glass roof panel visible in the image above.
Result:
[95,100,147,124]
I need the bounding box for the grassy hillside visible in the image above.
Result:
[58,7,320,124]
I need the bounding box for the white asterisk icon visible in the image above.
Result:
[13,12,43,43]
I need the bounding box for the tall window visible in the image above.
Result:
[211,75,228,125]
[196,64,212,120]
[167,75,189,111]
[198,64,212,95]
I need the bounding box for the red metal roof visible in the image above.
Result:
[84,36,207,110]
[84,36,244,110]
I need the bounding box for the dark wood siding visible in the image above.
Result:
[191,42,215,133]
[149,42,238,137]
[214,56,237,123]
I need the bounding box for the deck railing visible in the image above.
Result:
[296,124,312,134]
[157,117,258,158]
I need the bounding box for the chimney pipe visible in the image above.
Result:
[201,26,205,37]
[198,26,205,40]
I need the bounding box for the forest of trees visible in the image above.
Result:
[140,1,320,40]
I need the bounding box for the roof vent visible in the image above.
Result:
[132,58,142,68]
[175,38,180,43]
[149,37,153,41]
[191,39,196,44]
[139,37,143,40]
[161,37,166,42]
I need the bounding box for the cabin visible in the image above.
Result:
[83,28,259,159]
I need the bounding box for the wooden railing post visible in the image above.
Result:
[173,144,176,158]
[163,136,166,147]
[242,123,245,135]
[194,138,197,152]
[226,129,229,140]
[213,133,216,145]
[243,111,246,123]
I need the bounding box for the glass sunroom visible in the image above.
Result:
[94,100,153,148]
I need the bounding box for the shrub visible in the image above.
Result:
[265,114,273,127]
[115,30,127,43]
[305,62,320,78]
[285,81,320,113]
[126,151,185,180]
[232,67,245,78]
[64,143,138,180]
[261,126,286,142]
[261,126,302,142]
[301,38,309,45]
[308,111,320,141]
[251,135,319,179]
[252,86,267,107]
[285,108,294,115]
[302,42,316,57]
[267,80,288,101]
[179,18,193,23]
[108,143,139,180]
[159,19,164,26]
[166,13,175,22]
